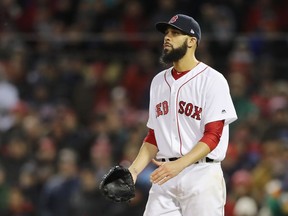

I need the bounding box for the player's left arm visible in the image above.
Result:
[128,141,158,184]
[150,120,224,185]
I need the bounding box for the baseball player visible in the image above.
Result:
[128,14,237,216]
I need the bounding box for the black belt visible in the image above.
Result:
[195,157,215,164]
[160,157,179,162]
[159,157,215,163]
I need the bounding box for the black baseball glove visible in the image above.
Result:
[99,165,135,203]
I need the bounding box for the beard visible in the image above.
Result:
[160,39,188,65]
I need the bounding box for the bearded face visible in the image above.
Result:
[160,39,188,65]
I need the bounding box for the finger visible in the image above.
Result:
[151,159,164,167]
[150,170,167,183]
[153,174,170,185]
[151,175,164,184]
[150,167,165,179]
[150,172,161,183]
[158,176,169,185]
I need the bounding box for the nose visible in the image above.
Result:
[164,33,170,42]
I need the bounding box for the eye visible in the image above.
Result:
[165,29,182,36]
[171,30,182,36]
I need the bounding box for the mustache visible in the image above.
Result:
[163,42,172,47]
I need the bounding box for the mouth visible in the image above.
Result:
[163,43,172,49]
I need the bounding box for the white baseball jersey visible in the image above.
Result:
[147,62,237,161]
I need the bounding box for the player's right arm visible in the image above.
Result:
[128,142,158,184]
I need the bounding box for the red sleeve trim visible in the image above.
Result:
[199,120,224,151]
[143,129,158,147]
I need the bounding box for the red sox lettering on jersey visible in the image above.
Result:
[141,14,239,216]
[147,62,237,160]
[156,100,202,120]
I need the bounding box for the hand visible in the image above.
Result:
[150,159,185,185]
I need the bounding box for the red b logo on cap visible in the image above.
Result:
[169,15,178,24]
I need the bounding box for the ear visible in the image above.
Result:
[187,37,197,48]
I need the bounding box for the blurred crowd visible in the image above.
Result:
[0,0,288,215]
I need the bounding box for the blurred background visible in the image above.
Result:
[0,0,288,215]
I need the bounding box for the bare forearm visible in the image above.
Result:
[150,142,211,185]
[129,142,158,179]
[177,142,211,169]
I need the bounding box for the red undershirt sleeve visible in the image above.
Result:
[144,120,224,151]
[199,120,225,151]
[143,128,158,147]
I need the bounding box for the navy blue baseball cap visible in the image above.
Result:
[155,14,201,45]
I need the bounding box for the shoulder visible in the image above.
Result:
[151,67,172,84]
[201,63,226,80]
[196,63,231,95]
[199,63,228,85]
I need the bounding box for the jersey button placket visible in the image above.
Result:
[170,84,180,154]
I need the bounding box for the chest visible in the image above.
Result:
[153,76,207,121]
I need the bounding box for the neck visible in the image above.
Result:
[173,55,199,72]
